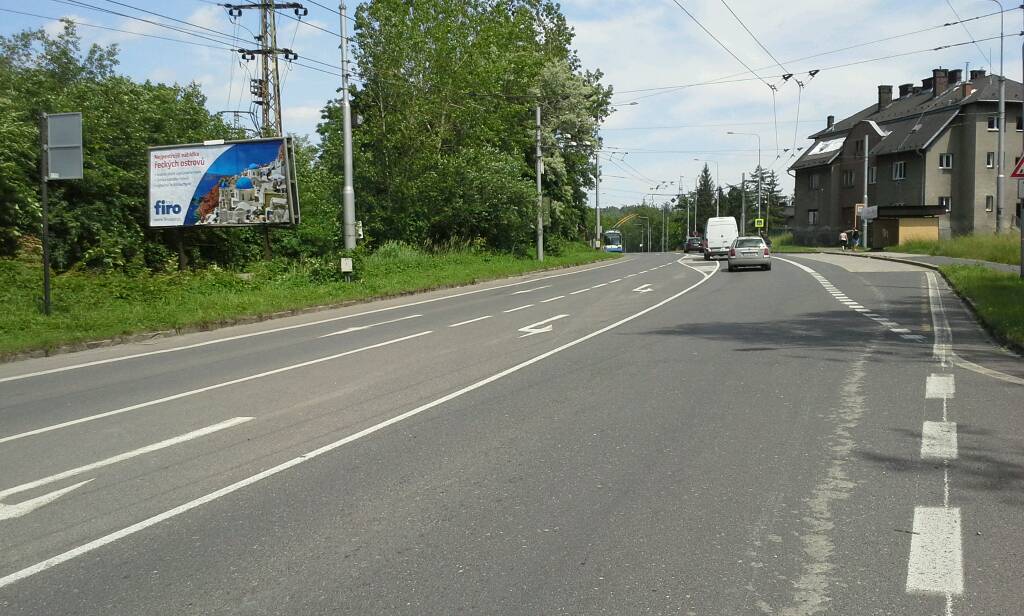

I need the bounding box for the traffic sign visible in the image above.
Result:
[753,218,765,228]
[1011,155,1024,178]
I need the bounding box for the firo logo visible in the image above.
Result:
[154,200,182,215]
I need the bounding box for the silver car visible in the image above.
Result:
[727,236,771,271]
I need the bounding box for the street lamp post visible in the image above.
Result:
[990,0,1006,234]
[728,131,762,228]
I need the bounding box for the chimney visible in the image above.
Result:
[877,85,893,111]
[963,82,977,98]
[970,69,987,80]
[922,77,934,91]
[899,83,914,97]
[827,115,835,129]
[948,69,962,83]
[932,68,949,97]
[912,86,922,95]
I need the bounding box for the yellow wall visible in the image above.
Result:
[899,217,939,242]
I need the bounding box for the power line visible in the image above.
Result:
[667,0,770,87]
[718,0,788,73]
[945,0,991,70]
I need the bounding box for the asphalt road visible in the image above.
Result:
[0,252,1021,615]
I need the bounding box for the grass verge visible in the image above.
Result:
[0,243,617,358]
[940,265,1024,349]
[769,232,820,254]
[899,234,1020,266]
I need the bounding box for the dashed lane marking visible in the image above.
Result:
[448,315,492,328]
[540,296,565,304]
[921,421,958,460]
[906,507,964,596]
[926,374,955,399]
[503,304,534,313]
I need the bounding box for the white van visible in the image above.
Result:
[702,216,739,260]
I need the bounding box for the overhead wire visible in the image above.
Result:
[945,0,992,70]
[666,0,771,87]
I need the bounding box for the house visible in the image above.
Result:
[789,68,1024,246]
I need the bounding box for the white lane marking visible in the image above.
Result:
[539,295,565,304]
[318,314,422,338]
[625,273,637,278]
[890,328,911,334]
[608,278,622,284]
[569,289,590,295]
[926,272,1024,386]
[855,308,871,313]
[0,259,633,384]
[591,283,607,289]
[926,374,955,399]
[865,313,880,318]
[511,285,551,295]
[0,480,94,522]
[632,283,653,293]
[503,304,534,313]
[518,314,570,338]
[0,417,253,504]
[0,332,432,445]
[448,315,492,328]
[921,421,958,460]
[906,506,964,595]
[0,258,720,591]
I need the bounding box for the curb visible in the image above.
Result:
[819,250,1024,357]
[0,255,621,364]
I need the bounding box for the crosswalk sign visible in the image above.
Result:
[753,218,765,228]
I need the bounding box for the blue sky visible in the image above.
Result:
[3,0,1022,208]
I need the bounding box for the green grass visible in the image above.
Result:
[941,265,1024,349]
[898,234,1020,265]
[769,232,820,254]
[0,243,616,357]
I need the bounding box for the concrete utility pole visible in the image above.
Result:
[340,1,356,250]
[863,133,870,248]
[1021,5,1024,277]
[728,132,762,225]
[536,105,544,261]
[594,150,601,250]
[740,172,746,234]
[991,0,1006,233]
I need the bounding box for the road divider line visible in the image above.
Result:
[319,314,422,338]
[925,374,956,399]
[0,417,253,502]
[591,283,607,289]
[608,278,622,284]
[921,421,958,460]
[0,256,720,590]
[539,296,565,304]
[511,285,551,295]
[569,289,590,295]
[906,506,964,596]
[0,332,433,446]
[448,315,492,328]
[0,258,634,384]
[503,304,534,313]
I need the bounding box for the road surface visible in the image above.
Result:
[1,252,1021,615]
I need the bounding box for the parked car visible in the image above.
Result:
[727,236,771,271]
[684,237,702,253]
[703,216,739,260]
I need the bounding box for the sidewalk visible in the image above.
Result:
[821,249,1019,275]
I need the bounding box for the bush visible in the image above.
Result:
[900,234,1019,265]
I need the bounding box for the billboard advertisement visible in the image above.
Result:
[148,137,300,227]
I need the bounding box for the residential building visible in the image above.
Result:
[789,68,1024,246]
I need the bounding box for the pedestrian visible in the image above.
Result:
[839,230,848,250]
[851,228,860,249]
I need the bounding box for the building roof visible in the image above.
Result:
[790,73,1024,171]
[790,135,845,170]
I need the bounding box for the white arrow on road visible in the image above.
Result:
[0,479,94,521]
[633,283,653,293]
[518,314,569,338]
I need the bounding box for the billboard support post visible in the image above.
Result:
[177,229,187,271]
[38,112,84,316]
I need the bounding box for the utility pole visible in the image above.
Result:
[990,0,1006,233]
[740,172,747,234]
[594,150,601,250]
[229,2,304,258]
[340,1,356,250]
[536,105,544,261]
[863,133,869,249]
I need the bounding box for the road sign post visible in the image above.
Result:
[753,218,764,229]
[39,112,83,316]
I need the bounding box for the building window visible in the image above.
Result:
[892,161,906,181]
[987,152,995,168]
[868,166,877,184]
[987,115,999,131]
[985,195,994,212]
[1017,116,1023,131]
[938,196,951,212]
[842,169,856,187]
[808,209,819,225]
[809,174,821,190]
[938,153,953,169]
[854,139,864,156]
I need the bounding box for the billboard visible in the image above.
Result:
[148,137,300,227]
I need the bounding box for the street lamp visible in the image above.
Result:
[728,131,762,229]
[693,158,720,216]
[989,0,1006,233]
